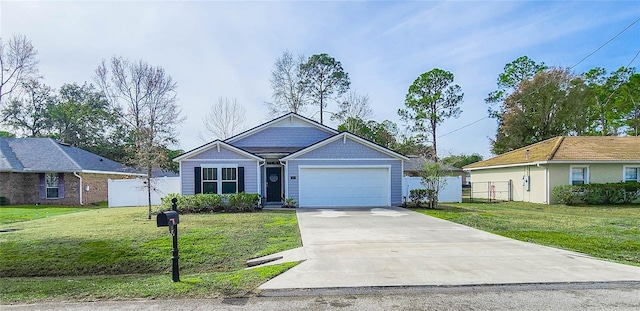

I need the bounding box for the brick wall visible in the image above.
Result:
[0,172,40,205]
[0,172,138,206]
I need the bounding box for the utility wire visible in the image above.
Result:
[600,48,640,109]
[437,16,640,139]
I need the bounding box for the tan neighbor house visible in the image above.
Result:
[463,136,640,204]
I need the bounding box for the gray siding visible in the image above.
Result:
[189,146,252,159]
[232,127,332,147]
[180,160,259,195]
[178,145,260,195]
[297,138,394,159]
[286,159,403,206]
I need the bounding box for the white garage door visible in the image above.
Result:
[299,167,390,207]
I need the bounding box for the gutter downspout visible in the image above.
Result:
[537,163,549,204]
[73,172,83,205]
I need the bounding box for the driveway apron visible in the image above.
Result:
[260,206,640,289]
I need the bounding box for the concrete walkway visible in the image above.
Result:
[260,206,640,289]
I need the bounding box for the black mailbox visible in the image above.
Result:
[157,211,179,227]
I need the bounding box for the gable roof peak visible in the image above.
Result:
[224,112,338,144]
[173,139,263,162]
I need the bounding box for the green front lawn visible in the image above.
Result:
[0,206,301,303]
[0,205,96,225]
[416,202,640,266]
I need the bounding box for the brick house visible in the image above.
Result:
[0,137,144,206]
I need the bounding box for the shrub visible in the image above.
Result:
[552,185,584,205]
[553,182,640,205]
[159,192,260,214]
[409,189,428,207]
[0,196,9,206]
[283,197,297,208]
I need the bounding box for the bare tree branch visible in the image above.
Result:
[0,34,39,106]
[94,56,185,219]
[199,97,246,141]
[266,50,308,116]
[331,90,373,132]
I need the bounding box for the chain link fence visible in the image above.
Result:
[465,180,512,203]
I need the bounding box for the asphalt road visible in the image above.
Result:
[4,283,640,311]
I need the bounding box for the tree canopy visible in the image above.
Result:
[398,68,463,160]
[490,67,589,154]
[300,53,350,124]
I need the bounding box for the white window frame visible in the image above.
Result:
[623,165,640,183]
[201,167,218,194]
[201,164,238,194]
[221,167,238,194]
[569,165,589,185]
[45,173,59,199]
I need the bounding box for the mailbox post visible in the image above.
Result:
[170,198,179,282]
[156,197,180,282]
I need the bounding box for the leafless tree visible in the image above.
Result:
[266,50,308,116]
[95,56,185,219]
[331,90,373,132]
[198,97,246,141]
[0,35,39,106]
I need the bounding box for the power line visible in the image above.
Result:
[437,16,640,139]
[600,48,640,109]
[570,16,640,70]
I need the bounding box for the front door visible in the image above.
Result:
[266,167,282,202]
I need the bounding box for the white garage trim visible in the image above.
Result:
[298,165,391,207]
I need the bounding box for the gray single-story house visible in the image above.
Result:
[174,113,408,207]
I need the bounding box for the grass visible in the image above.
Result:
[0,205,97,225]
[415,202,640,266]
[0,206,301,303]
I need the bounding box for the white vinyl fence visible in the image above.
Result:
[108,177,181,207]
[403,176,462,203]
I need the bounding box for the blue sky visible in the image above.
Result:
[2,1,639,158]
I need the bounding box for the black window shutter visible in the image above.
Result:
[194,167,201,194]
[238,167,245,193]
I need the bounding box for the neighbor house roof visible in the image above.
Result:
[464,136,640,170]
[404,156,462,173]
[0,137,143,175]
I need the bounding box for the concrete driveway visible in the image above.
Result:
[260,206,640,289]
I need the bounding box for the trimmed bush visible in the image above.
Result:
[159,192,260,214]
[0,196,9,206]
[553,182,640,205]
[409,189,428,207]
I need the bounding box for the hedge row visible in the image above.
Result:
[158,192,261,213]
[552,182,640,205]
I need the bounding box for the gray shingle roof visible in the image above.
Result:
[0,137,142,174]
[404,156,462,173]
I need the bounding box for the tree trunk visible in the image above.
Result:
[320,92,324,124]
[431,121,438,162]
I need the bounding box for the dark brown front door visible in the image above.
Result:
[266,167,282,202]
